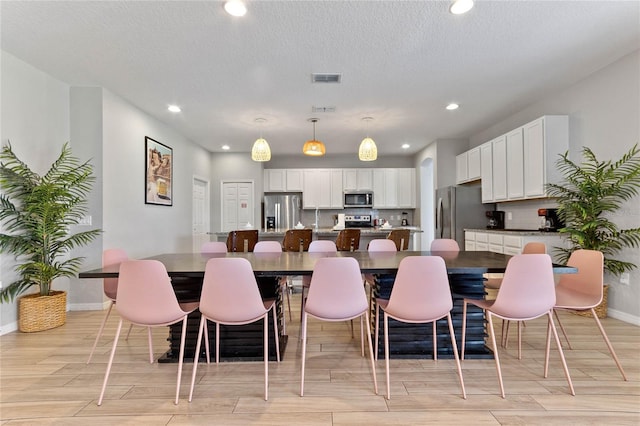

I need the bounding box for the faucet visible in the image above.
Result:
[315,207,319,230]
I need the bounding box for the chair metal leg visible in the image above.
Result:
[486,312,506,399]
[300,312,308,396]
[432,322,437,361]
[124,323,134,341]
[547,311,575,395]
[263,314,269,401]
[272,305,280,363]
[384,312,391,400]
[87,301,114,364]
[147,327,154,364]
[363,310,378,396]
[175,316,188,405]
[553,309,572,349]
[97,318,123,406]
[215,322,220,363]
[360,315,365,357]
[188,317,206,402]
[446,313,467,399]
[461,301,468,360]
[591,308,627,380]
[374,303,380,361]
[203,320,210,364]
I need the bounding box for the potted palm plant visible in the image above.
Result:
[547,144,640,317]
[0,142,101,332]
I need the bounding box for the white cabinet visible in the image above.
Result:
[455,147,481,184]
[523,116,568,198]
[465,230,567,262]
[397,168,416,208]
[373,168,415,208]
[343,169,373,191]
[302,169,343,209]
[264,169,303,192]
[506,128,524,199]
[480,142,493,203]
[492,136,507,201]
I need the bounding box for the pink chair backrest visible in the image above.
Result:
[367,239,398,252]
[305,257,367,320]
[308,240,337,253]
[102,249,128,300]
[116,260,186,325]
[492,254,555,319]
[253,241,283,253]
[430,239,460,252]
[385,256,452,322]
[522,242,546,254]
[200,257,266,322]
[201,241,228,254]
[557,249,604,303]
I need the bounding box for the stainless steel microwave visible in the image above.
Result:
[343,191,373,208]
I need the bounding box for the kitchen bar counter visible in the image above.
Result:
[465,228,561,236]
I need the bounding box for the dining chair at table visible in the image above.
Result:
[200,241,228,254]
[429,238,460,252]
[461,254,575,398]
[87,249,150,364]
[335,228,361,251]
[226,229,259,252]
[374,256,466,400]
[300,257,378,396]
[386,229,410,251]
[552,249,627,381]
[300,240,338,322]
[253,240,292,333]
[364,239,398,309]
[98,260,199,406]
[188,257,280,402]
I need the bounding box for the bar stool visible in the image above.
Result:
[281,229,312,252]
[386,229,410,251]
[225,229,258,252]
[335,228,361,251]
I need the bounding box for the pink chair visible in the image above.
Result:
[375,256,466,400]
[87,249,151,364]
[189,257,279,401]
[553,249,627,380]
[200,241,228,254]
[98,260,198,405]
[461,254,575,398]
[300,240,338,320]
[485,242,547,349]
[430,238,460,252]
[254,240,292,333]
[364,239,398,307]
[300,257,378,396]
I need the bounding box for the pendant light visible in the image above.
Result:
[303,118,326,156]
[359,117,377,161]
[251,118,271,162]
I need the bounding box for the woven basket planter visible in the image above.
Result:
[571,284,608,319]
[18,290,67,332]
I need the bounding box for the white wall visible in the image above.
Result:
[467,50,640,323]
[0,51,71,332]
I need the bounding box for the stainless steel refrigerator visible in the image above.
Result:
[263,193,302,231]
[435,186,492,248]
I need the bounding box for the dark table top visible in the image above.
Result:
[78,250,576,279]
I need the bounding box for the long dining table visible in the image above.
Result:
[79,250,575,362]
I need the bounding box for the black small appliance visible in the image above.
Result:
[266,216,276,231]
[401,212,409,226]
[486,210,505,229]
[538,208,563,231]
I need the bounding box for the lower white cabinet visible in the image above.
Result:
[465,230,567,263]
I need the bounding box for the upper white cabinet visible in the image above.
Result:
[302,169,343,209]
[343,169,373,191]
[480,142,493,203]
[264,169,303,192]
[506,128,524,199]
[455,147,481,184]
[479,115,568,202]
[523,116,568,198]
[373,168,415,208]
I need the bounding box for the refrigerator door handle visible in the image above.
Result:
[437,197,443,238]
[275,203,280,230]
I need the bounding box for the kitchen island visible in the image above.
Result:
[213,227,423,250]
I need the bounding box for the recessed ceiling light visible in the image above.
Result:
[167,105,181,113]
[222,145,230,150]
[449,0,474,15]
[446,103,459,110]
[224,0,247,17]
[401,143,410,149]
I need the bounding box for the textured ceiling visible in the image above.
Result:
[1,1,639,157]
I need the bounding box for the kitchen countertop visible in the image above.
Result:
[465,228,561,236]
[213,227,422,238]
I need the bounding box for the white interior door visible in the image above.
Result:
[221,181,254,232]
[192,177,210,252]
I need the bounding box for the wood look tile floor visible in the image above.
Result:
[1,292,639,425]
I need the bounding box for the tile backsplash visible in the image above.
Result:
[300,209,414,228]
[497,198,559,230]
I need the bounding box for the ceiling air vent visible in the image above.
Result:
[312,106,336,113]
[311,73,342,83]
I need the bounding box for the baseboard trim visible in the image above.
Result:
[608,308,640,326]
[0,321,18,336]
[69,301,109,311]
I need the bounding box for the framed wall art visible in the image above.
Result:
[145,136,173,206]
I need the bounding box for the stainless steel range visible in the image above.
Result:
[344,214,372,228]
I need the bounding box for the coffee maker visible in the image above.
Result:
[486,210,505,229]
[538,208,563,231]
